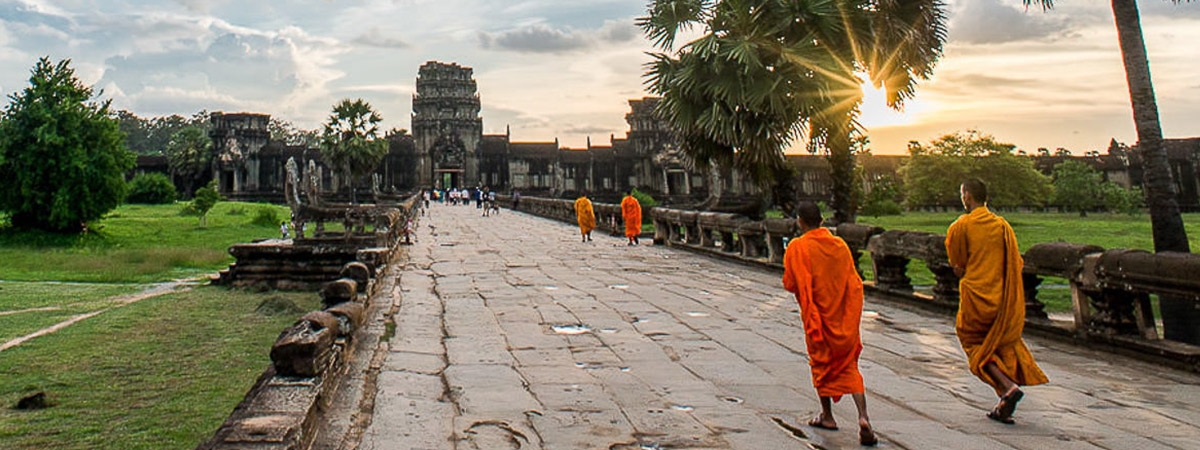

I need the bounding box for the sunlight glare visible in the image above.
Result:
[855,73,929,129]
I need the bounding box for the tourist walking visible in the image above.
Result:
[574,193,595,242]
[945,178,1048,424]
[512,190,521,211]
[621,190,642,246]
[782,202,876,446]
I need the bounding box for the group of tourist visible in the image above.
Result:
[423,186,501,216]
[782,179,1046,446]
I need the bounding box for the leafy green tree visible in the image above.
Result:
[191,181,220,226]
[1102,183,1145,216]
[320,98,388,203]
[900,130,1052,209]
[0,57,134,232]
[126,173,178,204]
[1051,160,1103,216]
[640,0,948,223]
[166,126,213,197]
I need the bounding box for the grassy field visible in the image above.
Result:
[0,282,142,343]
[0,202,319,449]
[0,202,291,283]
[0,287,319,450]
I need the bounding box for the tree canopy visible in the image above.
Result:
[900,130,1052,209]
[0,57,134,232]
[320,98,388,203]
[166,126,213,197]
[640,0,947,222]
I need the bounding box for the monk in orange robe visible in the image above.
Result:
[574,193,595,242]
[621,190,642,246]
[946,179,1048,424]
[783,201,876,446]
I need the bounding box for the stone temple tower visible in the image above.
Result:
[412,61,483,190]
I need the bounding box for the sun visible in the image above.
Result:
[855,73,927,129]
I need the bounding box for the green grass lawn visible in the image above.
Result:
[0,281,143,343]
[0,202,291,283]
[0,287,319,450]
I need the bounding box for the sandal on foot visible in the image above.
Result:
[986,388,1023,424]
[807,416,838,431]
[859,425,878,446]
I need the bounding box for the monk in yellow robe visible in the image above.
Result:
[621,190,642,246]
[783,202,876,446]
[946,179,1048,424]
[574,193,595,242]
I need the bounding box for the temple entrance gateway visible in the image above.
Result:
[436,169,463,190]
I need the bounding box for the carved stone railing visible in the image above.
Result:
[510,195,1200,372]
[216,194,422,291]
[866,230,959,307]
[198,263,381,450]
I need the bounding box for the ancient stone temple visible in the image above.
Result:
[412,62,483,190]
[179,60,1200,211]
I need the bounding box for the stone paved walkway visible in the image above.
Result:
[361,202,1200,449]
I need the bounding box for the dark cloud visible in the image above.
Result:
[478,19,637,53]
[353,27,409,49]
[479,24,590,53]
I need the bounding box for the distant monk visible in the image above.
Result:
[574,193,595,242]
[621,190,642,246]
[946,178,1048,424]
[782,202,876,446]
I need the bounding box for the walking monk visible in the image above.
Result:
[782,202,876,446]
[946,179,1048,424]
[621,190,642,246]
[574,193,595,242]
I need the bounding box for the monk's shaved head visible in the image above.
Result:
[962,178,989,203]
[797,201,823,228]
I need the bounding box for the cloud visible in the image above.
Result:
[478,19,638,53]
[561,124,612,135]
[352,27,410,49]
[479,23,590,53]
[947,0,1074,44]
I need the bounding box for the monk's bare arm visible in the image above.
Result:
[945,220,968,278]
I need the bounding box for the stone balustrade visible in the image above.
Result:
[216,193,422,291]
[509,195,1200,372]
[198,262,380,450]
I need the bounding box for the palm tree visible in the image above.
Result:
[639,0,947,223]
[319,98,388,204]
[1025,0,1196,343]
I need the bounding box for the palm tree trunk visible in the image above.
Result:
[1111,0,1197,343]
[827,118,858,225]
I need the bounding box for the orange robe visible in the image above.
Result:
[782,227,865,399]
[621,195,642,238]
[946,207,1048,395]
[574,197,595,235]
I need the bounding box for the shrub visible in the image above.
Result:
[861,198,903,217]
[251,206,280,227]
[631,188,659,208]
[125,173,177,204]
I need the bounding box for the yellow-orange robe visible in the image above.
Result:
[946,207,1049,395]
[574,197,595,235]
[782,227,865,399]
[621,195,642,238]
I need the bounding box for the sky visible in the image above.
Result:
[0,0,1197,155]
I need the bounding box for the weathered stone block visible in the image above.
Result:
[340,262,371,293]
[271,311,339,377]
[325,301,365,338]
[320,278,358,308]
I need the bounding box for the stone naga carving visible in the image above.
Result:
[306,159,322,206]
